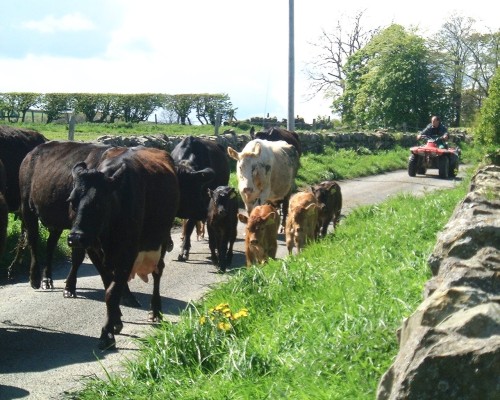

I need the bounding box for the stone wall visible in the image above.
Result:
[377,164,500,400]
[95,130,471,154]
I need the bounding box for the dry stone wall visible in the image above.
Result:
[377,164,500,400]
[95,130,470,154]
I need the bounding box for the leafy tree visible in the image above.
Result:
[40,93,74,123]
[334,24,438,129]
[475,67,500,144]
[0,93,41,122]
[194,94,234,125]
[165,94,195,125]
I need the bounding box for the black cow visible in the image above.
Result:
[67,146,179,350]
[206,186,238,272]
[0,159,7,257]
[250,126,302,157]
[171,136,230,261]
[0,125,47,212]
[18,141,139,307]
[311,180,342,237]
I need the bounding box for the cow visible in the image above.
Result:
[238,204,280,267]
[67,146,179,350]
[206,186,238,273]
[171,136,230,261]
[311,180,342,237]
[250,126,302,157]
[227,139,299,231]
[0,125,47,212]
[0,159,7,257]
[17,141,139,307]
[285,191,319,255]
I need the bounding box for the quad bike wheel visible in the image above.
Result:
[438,156,449,179]
[408,154,418,177]
[449,155,459,178]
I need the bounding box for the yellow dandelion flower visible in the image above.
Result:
[217,322,231,331]
[199,316,206,325]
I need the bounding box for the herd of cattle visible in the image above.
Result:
[0,124,342,350]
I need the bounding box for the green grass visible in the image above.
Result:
[71,169,471,399]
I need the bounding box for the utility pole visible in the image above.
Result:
[287,0,295,131]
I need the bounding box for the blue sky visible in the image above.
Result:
[0,0,497,122]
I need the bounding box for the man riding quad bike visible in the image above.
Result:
[408,134,460,179]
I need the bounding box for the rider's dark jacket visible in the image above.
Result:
[420,123,448,139]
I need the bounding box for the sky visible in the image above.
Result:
[0,0,498,123]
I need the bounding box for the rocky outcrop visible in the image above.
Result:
[377,165,500,400]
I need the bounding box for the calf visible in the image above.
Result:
[67,146,179,350]
[206,186,238,272]
[311,180,342,237]
[285,191,319,255]
[238,204,280,267]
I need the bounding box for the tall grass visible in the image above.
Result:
[71,170,471,399]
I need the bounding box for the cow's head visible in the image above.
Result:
[228,142,271,212]
[208,186,237,219]
[67,161,124,249]
[176,163,215,220]
[238,205,277,246]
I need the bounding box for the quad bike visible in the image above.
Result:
[408,135,460,179]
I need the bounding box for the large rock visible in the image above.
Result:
[377,165,500,400]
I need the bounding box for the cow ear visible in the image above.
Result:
[238,213,248,224]
[108,163,126,186]
[265,212,277,224]
[227,146,239,161]
[252,142,261,156]
[72,162,87,178]
[208,188,213,198]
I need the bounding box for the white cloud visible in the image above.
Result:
[22,13,95,33]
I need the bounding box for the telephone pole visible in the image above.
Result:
[287,0,295,131]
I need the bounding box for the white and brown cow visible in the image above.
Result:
[238,204,280,267]
[285,191,319,255]
[227,139,299,230]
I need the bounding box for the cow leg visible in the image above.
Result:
[207,225,218,266]
[149,254,166,322]
[23,211,41,290]
[63,247,86,298]
[178,218,196,261]
[280,196,290,233]
[226,230,237,270]
[40,229,62,290]
[99,279,124,350]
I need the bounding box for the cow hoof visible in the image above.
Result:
[41,279,54,290]
[30,280,41,290]
[148,311,162,323]
[120,292,141,308]
[177,253,189,262]
[113,322,124,335]
[98,329,116,351]
[63,289,77,298]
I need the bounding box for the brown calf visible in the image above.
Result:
[285,191,319,255]
[238,204,280,267]
[311,180,342,237]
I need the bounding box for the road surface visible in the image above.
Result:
[0,168,466,399]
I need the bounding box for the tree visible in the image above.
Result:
[305,10,379,101]
[165,94,195,125]
[475,67,500,144]
[40,93,74,123]
[0,93,41,122]
[334,24,439,129]
[428,15,475,127]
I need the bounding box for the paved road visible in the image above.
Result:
[0,168,466,399]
